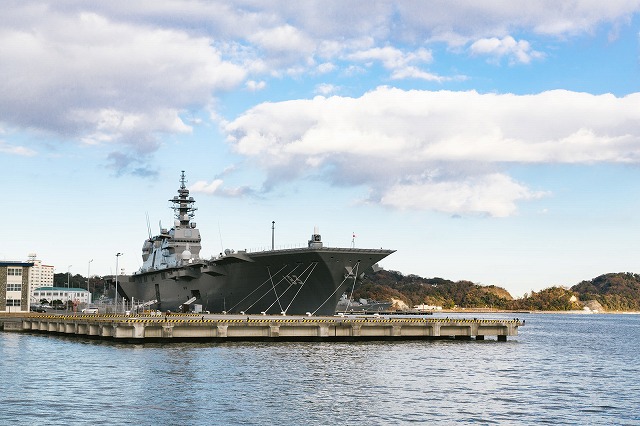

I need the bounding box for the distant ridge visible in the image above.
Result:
[356,270,640,312]
[571,272,640,311]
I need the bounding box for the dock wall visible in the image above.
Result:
[1,313,522,342]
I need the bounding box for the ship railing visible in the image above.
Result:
[244,244,305,252]
[243,245,392,254]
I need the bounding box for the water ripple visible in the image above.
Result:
[1,314,639,425]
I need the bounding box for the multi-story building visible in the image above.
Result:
[0,261,33,313]
[26,254,54,301]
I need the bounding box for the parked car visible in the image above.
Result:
[82,307,99,314]
[30,305,47,313]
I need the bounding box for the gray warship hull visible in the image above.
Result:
[117,171,394,316]
[117,246,394,316]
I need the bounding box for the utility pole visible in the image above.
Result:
[115,253,122,313]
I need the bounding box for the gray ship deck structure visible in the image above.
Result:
[336,294,393,313]
[117,172,395,316]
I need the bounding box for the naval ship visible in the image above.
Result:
[117,172,395,315]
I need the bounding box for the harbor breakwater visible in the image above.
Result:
[0,312,522,342]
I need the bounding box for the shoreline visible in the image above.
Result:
[438,309,640,315]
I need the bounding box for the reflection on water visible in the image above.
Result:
[1,314,639,425]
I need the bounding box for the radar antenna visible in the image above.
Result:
[171,170,197,224]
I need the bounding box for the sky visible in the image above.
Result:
[2,1,640,297]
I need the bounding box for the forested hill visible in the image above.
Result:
[355,270,640,311]
[354,270,514,310]
[570,273,640,311]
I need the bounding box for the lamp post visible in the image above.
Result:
[115,253,122,314]
[87,259,93,305]
[65,265,72,313]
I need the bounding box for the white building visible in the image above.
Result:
[414,303,443,311]
[33,287,91,306]
[26,253,54,300]
[1,261,33,313]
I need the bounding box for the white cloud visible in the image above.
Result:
[249,24,313,53]
[380,173,545,217]
[4,2,635,73]
[314,84,339,95]
[390,67,450,82]
[0,8,246,161]
[2,3,635,109]
[228,88,640,165]
[246,80,267,91]
[470,36,544,64]
[395,1,640,42]
[2,1,640,177]
[190,178,254,197]
[348,47,432,69]
[191,179,224,195]
[346,46,445,81]
[74,107,191,148]
[225,87,640,216]
[317,62,336,73]
[247,24,317,69]
[0,141,37,157]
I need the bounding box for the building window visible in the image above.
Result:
[7,283,22,292]
[6,299,21,306]
[7,268,22,276]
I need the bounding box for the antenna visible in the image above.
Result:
[218,221,224,253]
[146,212,152,239]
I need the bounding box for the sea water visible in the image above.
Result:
[1,313,639,425]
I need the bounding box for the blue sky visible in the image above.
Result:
[2,1,640,297]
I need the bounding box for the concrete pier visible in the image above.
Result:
[1,313,523,342]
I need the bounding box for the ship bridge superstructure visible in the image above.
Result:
[138,171,202,273]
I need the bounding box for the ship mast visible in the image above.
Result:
[171,170,197,227]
